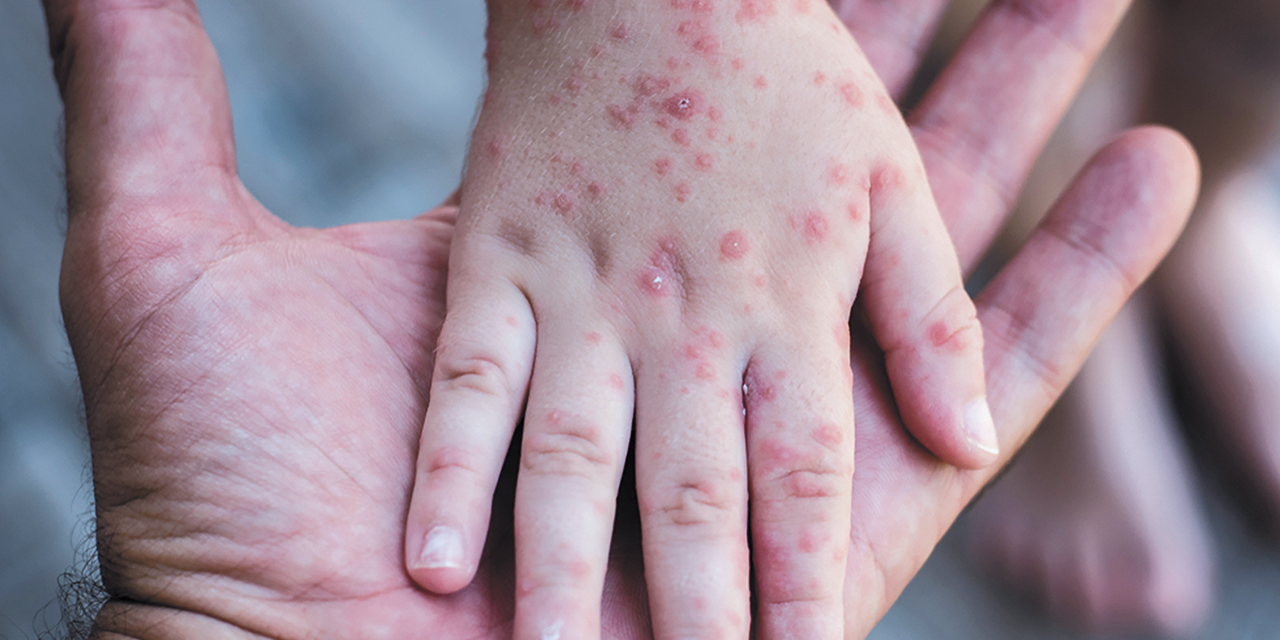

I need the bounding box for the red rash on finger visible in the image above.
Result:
[506,316,520,327]
[814,422,844,447]
[752,274,766,288]
[554,191,577,214]
[693,35,721,56]
[753,75,768,89]
[795,0,812,13]
[671,0,715,11]
[707,106,722,122]
[744,370,778,405]
[672,129,691,146]
[694,153,715,170]
[737,0,777,22]
[872,164,905,191]
[731,57,745,71]
[586,331,603,343]
[587,181,606,199]
[634,74,673,97]
[610,23,630,40]
[607,103,639,128]
[486,138,507,159]
[565,75,584,95]
[570,161,585,175]
[706,127,718,140]
[674,183,692,202]
[846,201,866,222]
[839,82,863,108]
[664,91,704,120]
[827,162,849,185]
[813,71,827,86]
[719,230,750,261]
[655,157,674,176]
[696,362,716,380]
[833,322,851,349]
[608,374,626,390]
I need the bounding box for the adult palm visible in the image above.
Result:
[48,0,1195,638]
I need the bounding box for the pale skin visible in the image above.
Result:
[406,3,996,639]
[46,0,1195,638]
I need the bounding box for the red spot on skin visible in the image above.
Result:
[839,82,863,107]
[872,164,905,191]
[548,93,563,105]
[791,212,829,243]
[551,154,564,164]
[487,138,506,158]
[506,316,519,327]
[719,230,750,261]
[684,343,704,360]
[846,200,866,222]
[707,106,723,122]
[731,58,745,71]
[744,370,778,405]
[795,0,812,13]
[666,57,682,71]
[607,374,626,390]
[675,183,692,202]
[587,182,606,198]
[814,422,845,447]
[672,0,715,11]
[565,0,592,10]
[706,127,718,140]
[634,74,672,97]
[638,237,681,297]
[591,44,605,57]
[697,362,716,380]
[693,35,720,55]
[828,163,849,185]
[694,153,714,170]
[814,71,827,86]
[798,529,823,554]
[655,157,674,176]
[610,23,630,40]
[754,75,768,89]
[673,129,691,146]
[654,117,671,129]
[664,92,704,120]
[737,0,777,22]
[554,191,578,214]
[677,19,706,37]
[565,75,584,95]
[570,161,585,175]
[586,331,603,344]
[607,103,638,128]
[535,191,553,207]
[752,274,766,287]
[877,92,896,114]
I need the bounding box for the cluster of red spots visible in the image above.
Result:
[694,153,715,170]
[736,0,777,23]
[719,230,750,261]
[638,237,682,297]
[839,82,863,108]
[674,183,693,202]
[790,211,830,244]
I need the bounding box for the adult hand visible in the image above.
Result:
[48,0,1194,638]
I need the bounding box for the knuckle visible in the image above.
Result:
[755,436,852,502]
[520,411,617,479]
[434,350,512,398]
[643,476,740,528]
[919,285,983,357]
[421,445,485,479]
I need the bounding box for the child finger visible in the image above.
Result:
[405,269,536,593]
[512,320,634,640]
[634,349,751,640]
[861,159,997,469]
[744,334,855,640]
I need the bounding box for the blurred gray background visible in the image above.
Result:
[1,0,1278,638]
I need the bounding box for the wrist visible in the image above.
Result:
[92,600,262,639]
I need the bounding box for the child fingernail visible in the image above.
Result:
[417,526,464,569]
[964,397,1000,457]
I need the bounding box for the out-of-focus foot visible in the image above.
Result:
[1162,172,1280,534]
[968,300,1215,636]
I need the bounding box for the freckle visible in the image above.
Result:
[693,35,720,55]
[839,82,863,107]
[814,71,827,86]
[675,183,692,202]
[610,23,630,40]
[664,91,704,120]
[586,331,603,343]
[655,157,673,176]
[607,374,626,390]
[696,362,716,380]
[754,75,768,89]
[695,153,714,170]
[719,230,750,261]
[587,182,605,198]
[673,129,692,146]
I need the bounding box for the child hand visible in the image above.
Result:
[405,1,996,638]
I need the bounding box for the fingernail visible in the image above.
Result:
[964,397,1000,457]
[417,526,464,569]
